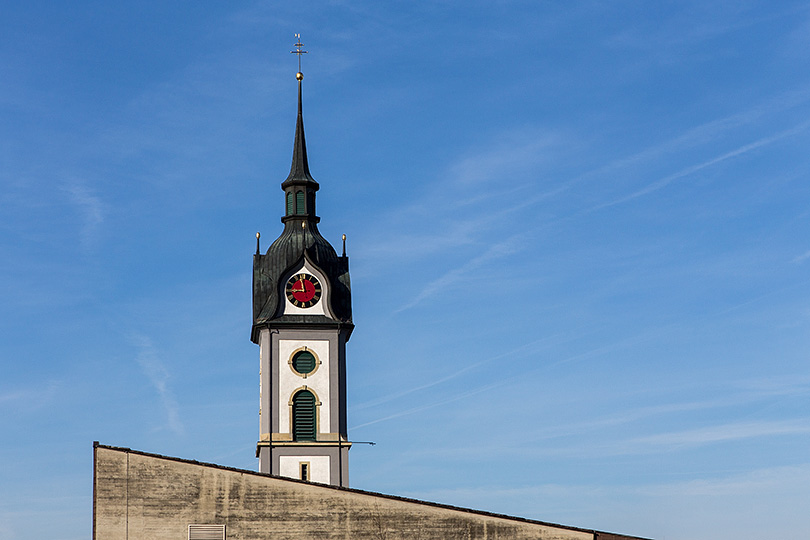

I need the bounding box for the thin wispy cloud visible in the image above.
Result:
[394,233,525,312]
[733,373,810,396]
[0,382,60,410]
[350,327,640,431]
[350,377,511,431]
[360,133,561,266]
[638,462,810,498]
[0,389,33,403]
[132,334,185,436]
[352,301,810,438]
[351,336,558,412]
[791,249,810,263]
[588,86,810,177]
[360,183,557,268]
[363,87,810,283]
[408,418,810,462]
[393,375,810,459]
[367,87,810,286]
[535,398,780,443]
[615,419,810,455]
[448,131,559,186]
[350,323,677,431]
[495,87,810,226]
[418,464,810,501]
[591,120,810,212]
[62,179,105,251]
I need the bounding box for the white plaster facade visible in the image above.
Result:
[279,455,331,483]
[278,339,330,434]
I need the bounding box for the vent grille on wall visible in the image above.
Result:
[188,524,225,540]
[293,350,316,374]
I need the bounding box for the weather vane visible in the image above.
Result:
[291,33,308,76]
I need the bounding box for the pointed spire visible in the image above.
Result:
[280,36,319,224]
[283,74,317,186]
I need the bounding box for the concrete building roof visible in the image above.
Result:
[93,442,651,540]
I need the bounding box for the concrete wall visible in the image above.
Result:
[94,445,647,540]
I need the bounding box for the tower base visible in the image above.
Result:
[257,441,350,487]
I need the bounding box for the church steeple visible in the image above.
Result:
[251,37,353,487]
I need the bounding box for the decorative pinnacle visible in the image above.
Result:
[291,33,307,77]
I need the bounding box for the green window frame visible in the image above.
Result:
[292,390,316,441]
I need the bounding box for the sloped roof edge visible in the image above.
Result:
[92,442,651,540]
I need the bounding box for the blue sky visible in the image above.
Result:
[2,1,810,539]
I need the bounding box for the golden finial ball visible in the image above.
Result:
[296,72,304,81]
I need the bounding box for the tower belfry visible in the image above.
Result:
[252,38,353,486]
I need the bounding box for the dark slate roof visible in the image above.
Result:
[93,443,653,540]
[252,221,352,335]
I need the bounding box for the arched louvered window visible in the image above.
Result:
[295,191,305,214]
[286,192,293,215]
[292,390,316,441]
[292,350,316,374]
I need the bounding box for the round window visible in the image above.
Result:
[292,350,316,374]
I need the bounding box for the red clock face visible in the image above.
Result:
[285,273,322,308]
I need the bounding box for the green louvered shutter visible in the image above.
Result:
[292,351,316,374]
[293,390,316,441]
[296,191,305,214]
[286,192,293,215]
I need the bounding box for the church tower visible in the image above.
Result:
[252,43,353,487]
